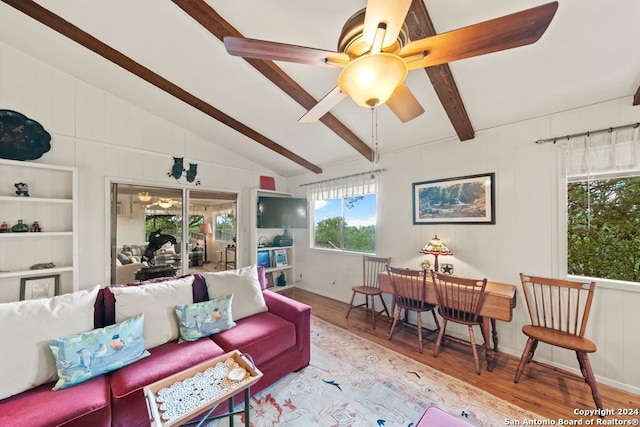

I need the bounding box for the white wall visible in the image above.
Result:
[0,41,286,294]
[286,96,640,395]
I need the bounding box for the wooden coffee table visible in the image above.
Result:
[144,350,262,427]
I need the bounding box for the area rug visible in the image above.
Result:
[210,317,540,426]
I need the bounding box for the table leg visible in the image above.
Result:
[229,395,234,427]
[491,318,499,352]
[482,317,495,372]
[244,388,250,427]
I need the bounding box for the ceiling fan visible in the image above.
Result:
[224,0,558,123]
[147,198,183,209]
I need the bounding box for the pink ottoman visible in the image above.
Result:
[416,406,474,427]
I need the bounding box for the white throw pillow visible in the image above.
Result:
[0,285,99,400]
[204,265,267,321]
[110,276,194,349]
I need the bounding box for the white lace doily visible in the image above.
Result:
[155,358,251,422]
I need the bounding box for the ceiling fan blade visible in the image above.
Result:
[224,37,349,67]
[363,0,412,49]
[401,2,558,70]
[386,83,425,123]
[299,86,347,123]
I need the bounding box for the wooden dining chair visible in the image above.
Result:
[514,273,602,410]
[431,271,487,374]
[346,255,391,329]
[387,267,440,353]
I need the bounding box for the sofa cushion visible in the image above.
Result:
[109,338,224,399]
[117,252,131,265]
[110,276,194,349]
[50,314,150,390]
[212,311,296,366]
[204,265,267,321]
[0,286,99,400]
[175,295,236,342]
[0,375,111,427]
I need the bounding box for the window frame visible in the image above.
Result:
[310,193,378,255]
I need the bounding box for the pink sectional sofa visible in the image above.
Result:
[0,268,311,427]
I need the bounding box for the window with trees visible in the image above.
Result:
[564,124,640,283]
[313,194,377,253]
[567,175,640,282]
[215,214,235,242]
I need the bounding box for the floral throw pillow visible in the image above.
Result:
[50,314,150,390]
[175,295,235,342]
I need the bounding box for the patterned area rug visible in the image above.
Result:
[210,317,540,426]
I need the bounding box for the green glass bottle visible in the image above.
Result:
[11,220,29,233]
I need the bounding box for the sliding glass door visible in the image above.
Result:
[110,183,237,284]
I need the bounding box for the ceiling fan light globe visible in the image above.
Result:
[338,53,407,108]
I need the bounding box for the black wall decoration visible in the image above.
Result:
[168,156,200,185]
[0,110,51,161]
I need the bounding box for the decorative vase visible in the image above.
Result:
[11,220,29,233]
[0,221,8,233]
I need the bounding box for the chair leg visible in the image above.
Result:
[514,338,537,383]
[416,312,423,354]
[346,291,357,319]
[576,352,603,410]
[433,319,447,357]
[370,295,376,329]
[468,326,481,375]
[388,308,402,341]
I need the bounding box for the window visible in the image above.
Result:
[215,214,235,242]
[313,194,377,253]
[567,175,640,282]
[306,171,380,254]
[564,124,640,282]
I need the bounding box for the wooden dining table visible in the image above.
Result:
[378,272,516,371]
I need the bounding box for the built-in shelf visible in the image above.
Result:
[0,232,73,238]
[0,158,78,301]
[0,266,74,279]
[0,195,72,204]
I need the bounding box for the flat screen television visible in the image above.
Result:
[257,196,308,229]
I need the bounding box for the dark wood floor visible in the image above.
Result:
[281,287,639,424]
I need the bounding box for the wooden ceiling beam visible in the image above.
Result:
[171,0,374,161]
[405,0,475,141]
[1,0,323,174]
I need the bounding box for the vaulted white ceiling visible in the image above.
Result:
[1,0,639,176]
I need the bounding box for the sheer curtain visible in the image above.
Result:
[305,172,379,200]
[564,125,640,178]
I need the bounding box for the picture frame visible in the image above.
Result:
[274,249,287,267]
[20,274,60,300]
[412,173,495,224]
[265,272,274,289]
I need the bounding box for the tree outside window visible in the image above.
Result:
[567,176,640,282]
[215,214,235,242]
[313,194,376,253]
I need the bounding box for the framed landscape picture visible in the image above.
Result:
[412,173,495,224]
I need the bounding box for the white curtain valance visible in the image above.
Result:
[564,125,640,178]
[305,172,379,201]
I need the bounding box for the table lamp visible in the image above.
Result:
[420,235,452,273]
[199,223,213,263]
